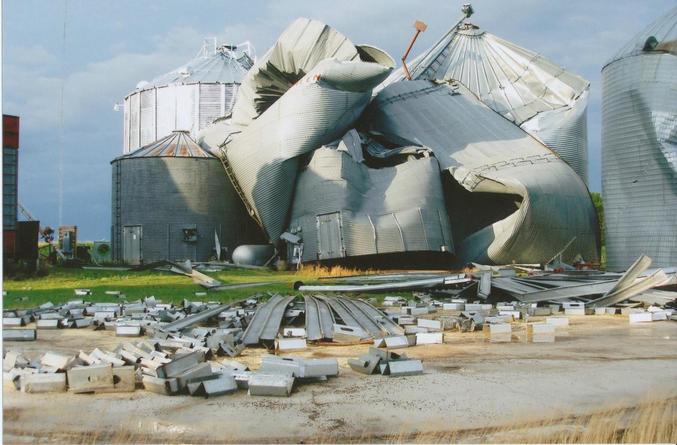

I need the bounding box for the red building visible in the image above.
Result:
[3,114,20,258]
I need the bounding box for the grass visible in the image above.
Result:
[1,264,384,309]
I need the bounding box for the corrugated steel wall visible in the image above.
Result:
[111,157,259,263]
[602,53,677,270]
[367,80,599,265]
[123,83,240,153]
[287,147,453,262]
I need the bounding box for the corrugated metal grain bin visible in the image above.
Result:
[382,22,590,185]
[601,7,677,270]
[111,131,261,264]
[122,41,253,153]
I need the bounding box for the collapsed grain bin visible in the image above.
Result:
[601,6,677,271]
[111,130,261,264]
[122,40,254,153]
[383,20,590,185]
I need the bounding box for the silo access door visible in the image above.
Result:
[122,225,142,265]
[317,212,345,260]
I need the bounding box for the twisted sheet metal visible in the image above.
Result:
[366,80,599,265]
[224,18,394,241]
[602,7,677,271]
[287,143,453,261]
[382,23,590,184]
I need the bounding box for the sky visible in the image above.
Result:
[2,0,674,240]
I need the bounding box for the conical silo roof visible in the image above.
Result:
[388,23,589,126]
[115,130,214,160]
[604,5,677,68]
[147,44,253,87]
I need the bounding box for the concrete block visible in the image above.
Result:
[415,332,443,345]
[466,303,492,312]
[565,307,585,316]
[348,355,381,375]
[41,352,76,371]
[21,373,67,393]
[196,374,238,397]
[275,337,307,351]
[605,307,618,315]
[142,375,180,395]
[175,362,214,389]
[527,323,556,343]
[280,327,306,337]
[417,319,442,331]
[443,303,465,311]
[651,311,668,321]
[300,358,339,378]
[116,325,142,337]
[397,316,416,325]
[629,312,653,323]
[381,335,409,349]
[485,323,511,343]
[546,317,569,328]
[248,373,294,397]
[259,356,301,377]
[3,317,24,327]
[3,329,36,341]
[594,307,607,315]
[156,351,204,379]
[385,360,423,376]
[37,319,60,330]
[333,324,367,343]
[67,364,115,393]
[404,326,428,334]
[105,365,136,392]
[529,306,552,316]
[499,310,521,320]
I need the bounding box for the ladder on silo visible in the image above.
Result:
[216,145,264,230]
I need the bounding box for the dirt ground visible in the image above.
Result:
[3,315,677,443]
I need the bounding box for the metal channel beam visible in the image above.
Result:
[160,304,228,333]
[352,299,404,336]
[316,297,335,340]
[336,297,386,337]
[297,275,469,292]
[242,295,284,345]
[317,296,360,328]
[512,281,618,303]
[260,295,297,342]
[304,296,322,341]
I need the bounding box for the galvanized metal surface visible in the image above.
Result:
[382,21,590,183]
[601,7,677,271]
[123,44,252,152]
[287,144,453,261]
[241,295,296,345]
[224,18,395,241]
[303,295,335,341]
[160,304,228,333]
[111,132,261,264]
[367,80,599,265]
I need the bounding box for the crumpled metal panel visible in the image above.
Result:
[224,18,394,241]
[366,80,598,265]
[602,8,677,271]
[287,140,453,262]
[382,24,590,183]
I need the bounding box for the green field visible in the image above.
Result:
[1,266,319,309]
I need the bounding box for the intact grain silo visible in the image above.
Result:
[111,131,261,265]
[122,40,254,153]
[602,7,677,271]
[383,22,590,184]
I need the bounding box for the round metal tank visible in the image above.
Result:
[601,7,677,270]
[122,41,254,153]
[232,244,275,266]
[111,131,262,264]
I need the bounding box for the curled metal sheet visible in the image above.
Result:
[382,22,590,184]
[287,140,453,262]
[602,7,677,270]
[366,80,599,265]
[224,18,394,241]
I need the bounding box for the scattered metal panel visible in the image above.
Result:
[303,296,335,341]
[298,274,470,293]
[160,304,229,333]
[589,269,670,308]
[505,280,618,303]
[601,6,677,271]
[242,295,296,345]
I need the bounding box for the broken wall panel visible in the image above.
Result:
[287,145,453,262]
[366,80,599,265]
[224,18,395,241]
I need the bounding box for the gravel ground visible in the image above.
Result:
[3,315,676,443]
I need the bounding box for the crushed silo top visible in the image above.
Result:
[381,22,589,125]
[115,131,214,160]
